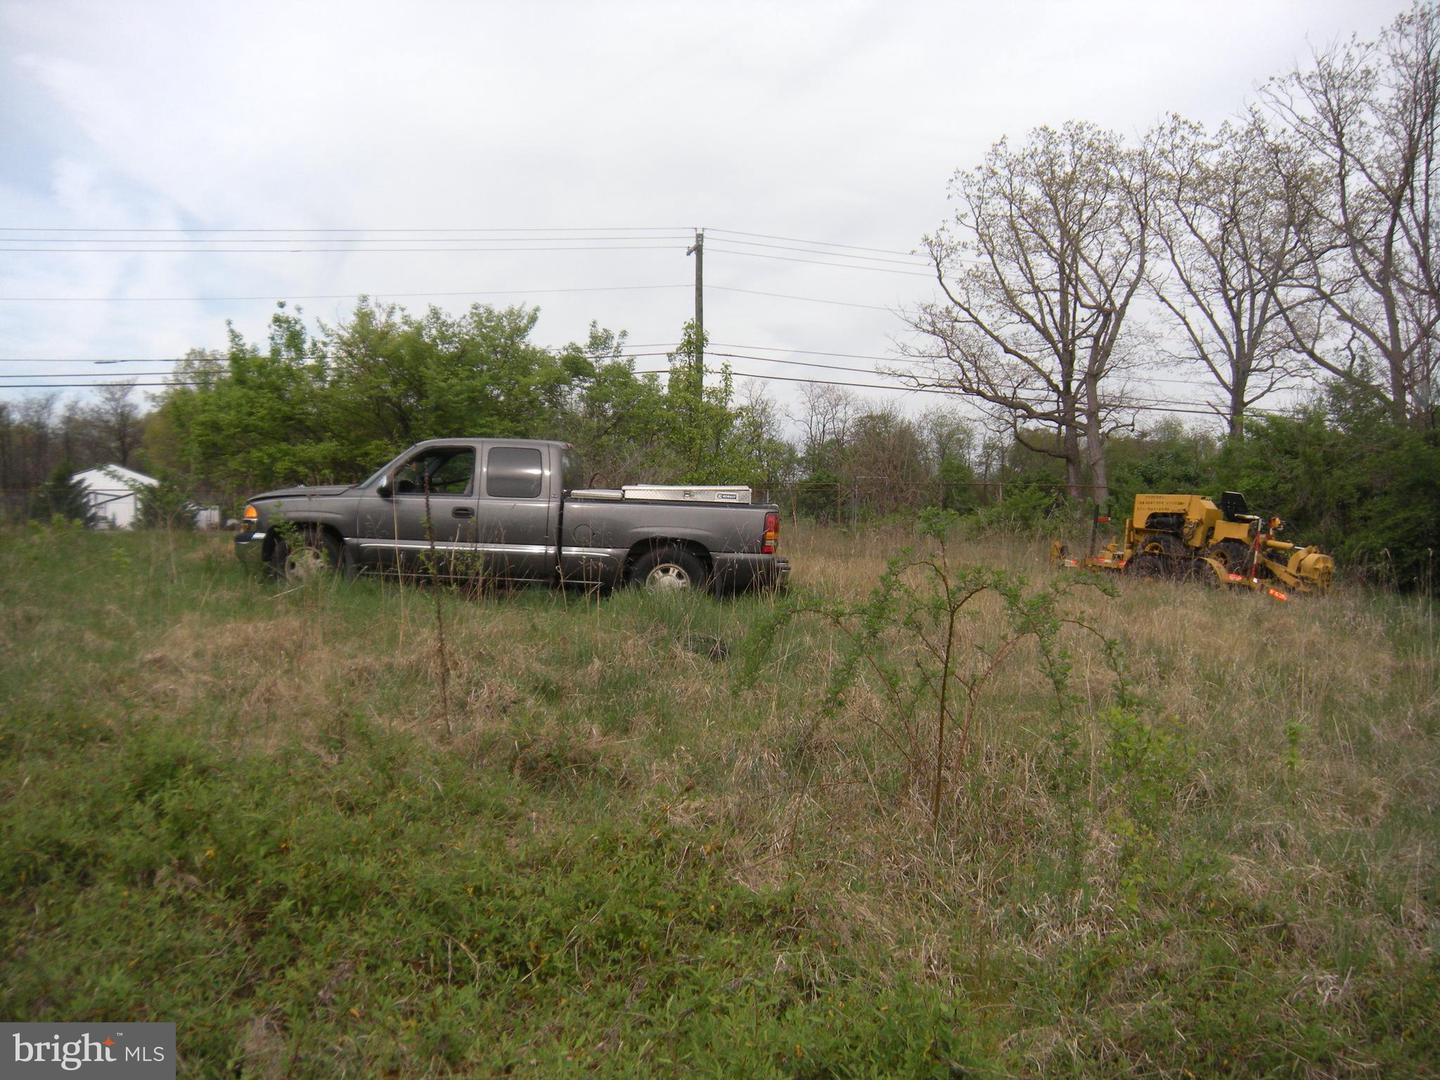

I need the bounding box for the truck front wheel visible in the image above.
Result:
[271,528,343,584]
[631,545,706,593]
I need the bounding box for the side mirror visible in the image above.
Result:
[376,474,392,498]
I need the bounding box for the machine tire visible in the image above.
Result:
[271,528,342,584]
[1138,532,1187,565]
[1127,553,1165,578]
[1182,556,1224,587]
[1205,539,1252,575]
[630,545,707,593]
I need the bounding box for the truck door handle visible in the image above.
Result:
[452,507,474,519]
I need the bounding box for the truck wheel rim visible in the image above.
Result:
[285,546,327,582]
[647,563,691,590]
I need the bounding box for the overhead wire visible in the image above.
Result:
[0,341,1276,399]
[0,244,686,254]
[701,236,928,268]
[706,245,934,276]
[705,227,926,260]
[0,284,694,303]
[0,364,1274,418]
[707,284,897,311]
[0,235,693,246]
[0,225,692,234]
[0,222,1297,419]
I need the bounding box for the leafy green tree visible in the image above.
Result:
[553,324,675,486]
[30,461,96,526]
[137,474,198,530]
[323,300,586,460]
[1222,378,1440,589]
[147,300,595,501]
[936,456,979,513]
[145,312,334,500]
[664,321,747,483]
[1105,419,1220,515]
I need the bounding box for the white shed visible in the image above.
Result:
[73,465,157,529]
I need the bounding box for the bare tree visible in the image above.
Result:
[732,379,797,495]
[791,382,855,470]
[846,404,929,515]
[93,379,142,467]
[902,122,1152,504]
[1263,1,1440,424]
[1150,116,1315,437]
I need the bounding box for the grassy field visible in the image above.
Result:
[1,523,1436,1077]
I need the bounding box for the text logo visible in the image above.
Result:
[3,1024,175,1079]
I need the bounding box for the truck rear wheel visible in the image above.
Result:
[631,545,707,593]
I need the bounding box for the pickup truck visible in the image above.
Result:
[234,438,789,594]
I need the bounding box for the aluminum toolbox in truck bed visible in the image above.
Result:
[570,485,753,504]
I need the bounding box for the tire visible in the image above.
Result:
[271,528,343,584]
[630,545,707,593]
[1182,556,1224,587]
[1138,532,1187,561]
[1126,553,1165,578]
[1205,539,1251,575]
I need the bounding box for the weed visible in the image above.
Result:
[1,525,1436,1076]
[749,509,1124,838]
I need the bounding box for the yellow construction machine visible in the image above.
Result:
[1054,491,1334,599]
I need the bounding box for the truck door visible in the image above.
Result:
[476,444,555,580]
[355,444,480,574]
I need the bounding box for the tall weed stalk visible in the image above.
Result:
[748,509,1123,838]
[421,477,453,735]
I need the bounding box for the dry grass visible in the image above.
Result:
[3,524,1436,1074]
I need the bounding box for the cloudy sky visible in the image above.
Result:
[0,0,1412,423]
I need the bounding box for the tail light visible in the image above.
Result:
[761,511,779,555]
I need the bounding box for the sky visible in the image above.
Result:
[0,0,1415,430]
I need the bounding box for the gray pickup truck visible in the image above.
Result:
[234,438,789,593]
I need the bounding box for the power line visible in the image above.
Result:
[0,225,691,234]
[633,366,1275,417]
[710,341,901,362]
[703,236,929,268]
[709,351,892,378]
[0,347,683,366]
[705,227,926,260]
[0,243,685,254]
[0,344,1263,396]
[709,342,1239,390]
[707,284,896,311]
[0,234,692,246]
[4,224,921,257]
[707,245,935,277]
[0,371,181,379]
[0,284,692,303]
[0,364,1278,422]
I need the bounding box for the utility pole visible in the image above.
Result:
[686,228,704,378]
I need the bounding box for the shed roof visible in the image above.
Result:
[72,465,158,491]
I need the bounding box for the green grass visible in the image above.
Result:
[1,524,1437,1076]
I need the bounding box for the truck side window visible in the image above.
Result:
[486,446,544,499]
[561,448,585,493]
[394,447,475,496]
